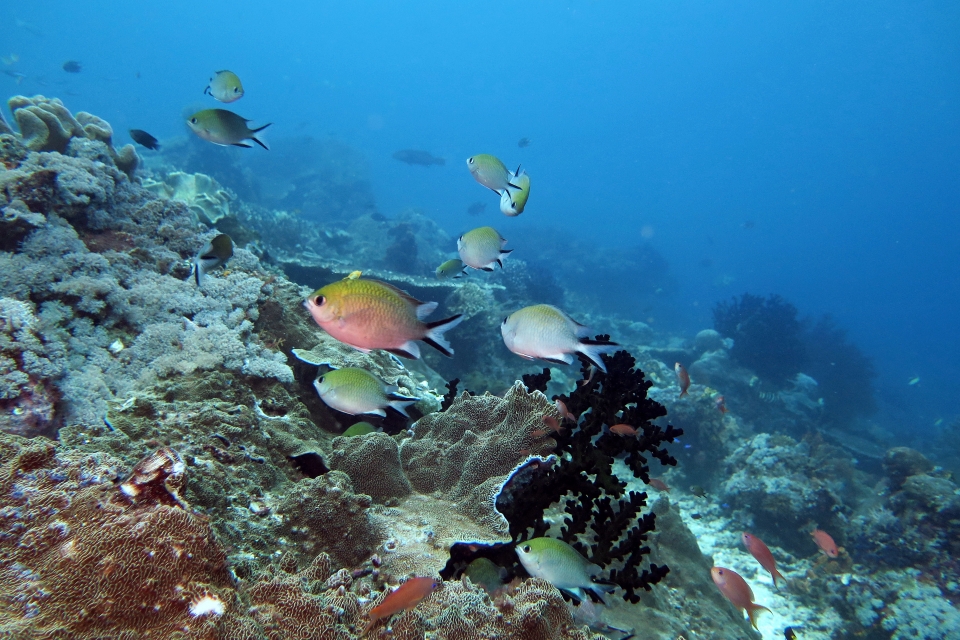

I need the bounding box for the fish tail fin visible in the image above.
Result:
[747,603,770,629]
[422,314,464,357]
[192,262,203,287]
[679,388,688,397]
[387,397,417,417]
[577,339,618,373]
[773,569,786,589]
[250,123,272,150]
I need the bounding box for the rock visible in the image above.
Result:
[884,447,934,488]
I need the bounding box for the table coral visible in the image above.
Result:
[0,433,235,638]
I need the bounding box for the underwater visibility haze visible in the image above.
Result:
[0,1,959,638]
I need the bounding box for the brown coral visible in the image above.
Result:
[327,432,412,504]
[0,433,235,638]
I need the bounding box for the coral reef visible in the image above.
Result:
[803,313,877,426]
[8,96,139,177]
[142,171,233,226]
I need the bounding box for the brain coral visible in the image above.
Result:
[0,433,236,638]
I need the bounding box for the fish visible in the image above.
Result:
[517,137,531,148]
[542,415,565,434]
[810,529,839,558]
[435,259,467,279]
[675,363,690,397]
[457,226,512,271]
[186,109,271,149]
[466,201,486,216]
[304,277,463,359]
[4,70,26,85]
[556,399,578,423]
[710,567,770,629]
[314,367,418,417]
[648,478,670,492]
[715,395,728,414]
[1,54,19,65]
[784,627,800,639]
[346,270,362,280]
[464,558,505,595]
[191,234,233,286]
[907,376,920,386]
[392,149,445,166]
[609,423,637,437]
[515,537,613,602]
[62,60,82,73]
[500,169,531,216]
[129,129,160,150]
[341,421,377,437]
[466,154,520,194]
[742,532,786,588]
[691,513,702,520]
[501,304,618,372]
[204,70,244,103]
[690,485,707,498]
[362,576,438,635]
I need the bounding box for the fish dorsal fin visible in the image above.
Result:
[375,280,427,308]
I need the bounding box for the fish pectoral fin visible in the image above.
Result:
[364,408,387,417]
[543,355,574,366]
[386,343,421,359]
[232,141,253,148]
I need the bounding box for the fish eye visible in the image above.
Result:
[190,118,197,124]
[522,545,530,552]
[234,87,240,93]
[502,317,508,324]
[315,295,326,306]
[468,157,474,164]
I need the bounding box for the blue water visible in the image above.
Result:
[2,1,958,434]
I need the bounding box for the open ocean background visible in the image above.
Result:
[2,0,958,438]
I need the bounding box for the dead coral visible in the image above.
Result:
[0,433,235,638]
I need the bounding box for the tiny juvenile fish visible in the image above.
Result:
[555,399,578,423]
[675,363,690,397]
[499,169,530,216]
[304,277,463,359]
[187,109,271,149]
[435,258,467,279]
[362,577,438,635]
[314,367,417,417]
[501,304,617,372]
[742,532,786,588]
[346,270,362,280]
[690,485,708,498]
[711,567,770,630]
[715,395,728,414]
[457,226,512,271]
[464,558,505,595]
[191,234,233,286]
[129,129,160,150]
[205,70,244,103]
[393,149,445,166]
[341,421,377,437]
[62,60,82,73]
[811,529,839,558]
[466,154,520,194]
[516,537,613,602]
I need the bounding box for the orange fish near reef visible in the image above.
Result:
[811,529,839,558]
[363,577,438,635]
[675,363,690,397]
[609,423,637,437]
[742,532,785,588]
[541,415,565,434]
[648,478,670,492]
[711,567,770,629]
[556,399,578,423]
[715,395,728,414]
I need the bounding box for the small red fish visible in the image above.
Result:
[555,399,577,423]
[675,363,690,397]
[711,567,770,629]
[609,423,637,437]
[648,478,670,492]
[363,577,438,635]
[542,415,565,434]
[715,395,728,414]
[742,532,785,588]
[578,364,597,387]
[811,529,839,558]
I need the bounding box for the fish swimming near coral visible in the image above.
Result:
[715,394,728,414]
[435,258,467,279]
[648,478,670,492]
[466,201,486,216]
[314,367,418,417]
[62,60,82,73]
[191,234,233,286]
[362,576,438,635]
[464,558,505,595]
[710,567,770,629]
[204,70,244,103]
[341,421,377,436]
[517,137,531,148]
[500,169,530,216]
[609,423,637,437]
[186,108,271,149]
[466,154,521,194]
[392,149,445,166]
[457,226,512,271]
[516,537,614,603]
[675,363,690,397]
[129,129,160,150]
[304,277,463,358]
[810,529,839,558]
[742,532,786,588]
[501,304,618,372]
[784,626,800,639]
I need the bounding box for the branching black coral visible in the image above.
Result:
[497,342,682,602]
